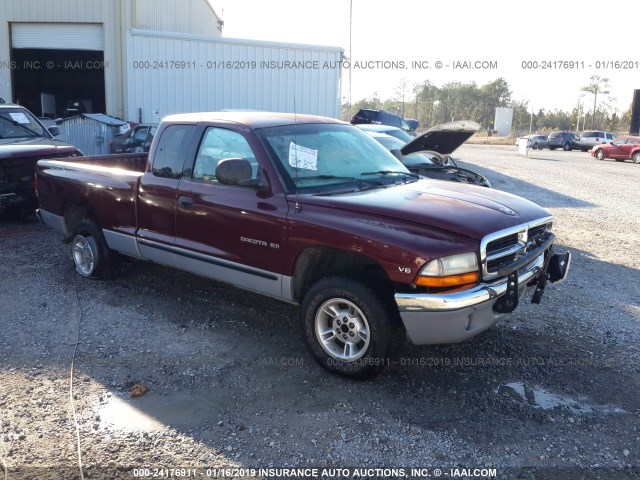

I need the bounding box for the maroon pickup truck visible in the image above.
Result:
[36,112,570,379]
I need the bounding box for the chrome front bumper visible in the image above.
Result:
[395,254,545,345]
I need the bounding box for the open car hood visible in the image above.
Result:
[401,120,480,156]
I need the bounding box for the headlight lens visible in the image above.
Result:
[416,252,480,288]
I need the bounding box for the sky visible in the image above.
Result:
[213,0,638,115]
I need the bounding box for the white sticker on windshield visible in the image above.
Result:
[9,112,31,124]
[289,142,318,171]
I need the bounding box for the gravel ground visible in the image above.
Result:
[0,145,639,480]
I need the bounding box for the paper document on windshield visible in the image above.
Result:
[289,142,318,171]
[10,113,30,124]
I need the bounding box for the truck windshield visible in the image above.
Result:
[257,123,414,192]
[0,108,48,139]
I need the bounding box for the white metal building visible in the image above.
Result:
[0,0,343,122]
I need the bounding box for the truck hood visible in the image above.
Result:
[297,180,550,241]
[401,121,479,156]
[0,138,80,159]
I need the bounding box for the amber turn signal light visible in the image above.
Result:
[416,271,480,288]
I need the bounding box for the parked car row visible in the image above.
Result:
[516,130,617,152]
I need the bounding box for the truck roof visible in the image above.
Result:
[162,111,345,129]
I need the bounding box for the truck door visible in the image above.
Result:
[174,125,288,298]
[137,124,196,267]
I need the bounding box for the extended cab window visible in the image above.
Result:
[152,124,195,178]
[192,127,258,184]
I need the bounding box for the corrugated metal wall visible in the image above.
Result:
[133,0,221,36]
[58,116,123,156]
[125,31,343,121]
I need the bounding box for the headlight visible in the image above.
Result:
[416,252,480,288]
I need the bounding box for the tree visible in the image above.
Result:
[581,75,610,129]
[620,104,632,134]
[393,77,410,117]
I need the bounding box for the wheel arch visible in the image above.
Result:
[291,246,394,303]
[63,199,99,240]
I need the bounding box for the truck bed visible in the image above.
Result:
[36,153,148,236]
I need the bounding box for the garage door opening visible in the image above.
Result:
[11,48,106,118]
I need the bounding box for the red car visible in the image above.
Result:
[591,136,640,163]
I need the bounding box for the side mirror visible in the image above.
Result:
[48,126,59,136]
[389,149,404,162]
[216,158,266,189]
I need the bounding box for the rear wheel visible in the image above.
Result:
[595,149,605,160]
[633,152,640,164]
[533,142,539,150]
[300,276,399,379]
[72,218,119,279]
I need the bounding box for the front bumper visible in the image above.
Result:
[395,253,548,345]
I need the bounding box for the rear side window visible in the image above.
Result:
[358,110,377,120]
[152,124,195,178]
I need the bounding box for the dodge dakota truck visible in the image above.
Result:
[0,102,82,216]
[35,112,570,379]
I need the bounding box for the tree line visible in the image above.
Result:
[341,76,632,134]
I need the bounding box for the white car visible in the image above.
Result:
[578,130,616,152]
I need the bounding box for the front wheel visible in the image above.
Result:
[300,276,399,379]
[72,218,119,279]
[633,152,640,164]
[563,142,571,151]
[595,149,605,160]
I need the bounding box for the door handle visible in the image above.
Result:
[178,196,194,208]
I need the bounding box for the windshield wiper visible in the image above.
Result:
[295,174,358,182]
[360,170,420,181]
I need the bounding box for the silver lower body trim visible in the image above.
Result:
[36,209,68,236]
[103,229,142,258]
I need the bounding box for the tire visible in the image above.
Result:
[633,152,640,164]
[300,276,399,379]
[72,218,119,279]
[533,142,539,150]
[562,142,571,151]
[595,149,605,161]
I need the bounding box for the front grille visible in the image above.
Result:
[481,219,552,280]
[486,233,519,254]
